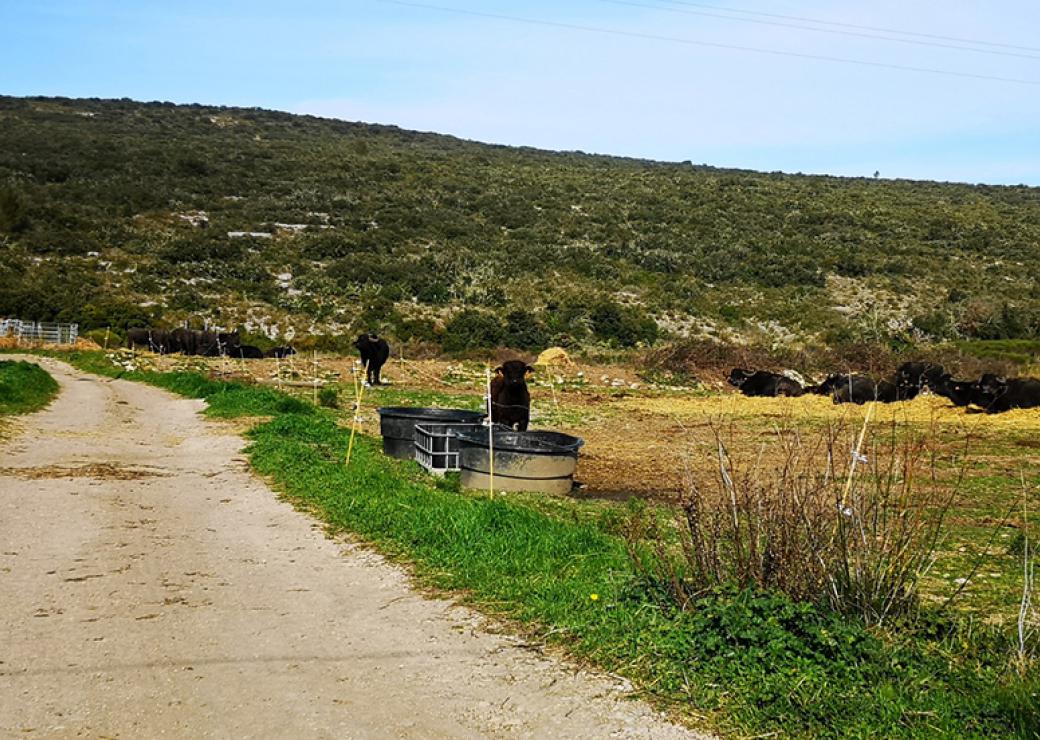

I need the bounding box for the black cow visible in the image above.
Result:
[206,330,241,356]
[829,374,902,404]
[354,334,390,385]
[892,361,944,401]
[265,346,297,359]
[199,331,242,356]
[815,372,916,404]
[727,368,803,397]
[228,344,264,359]
[805,373,846,396]
[491,360,532,431]
[169,327,200,355]
[125,328,146,350]
[126,327,170,353]
[896,362,942,391]
[925,373,977,407]
[973,374,1040,413]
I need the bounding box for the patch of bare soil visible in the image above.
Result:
[0,463,169,480]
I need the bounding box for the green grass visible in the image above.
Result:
[360,384,485,412]
[0,359,59,416]
[951,340,1040,367]
[35,350,1040,737]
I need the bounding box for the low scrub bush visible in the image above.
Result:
[317,386,338,408]
[622,417,961,625]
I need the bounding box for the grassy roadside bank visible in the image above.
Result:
[24,350,1039,737]
[0,359,59,417]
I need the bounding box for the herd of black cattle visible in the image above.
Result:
[126,327,296,359]
[728,362,1040,413]
[126,328,393,384]
[127,327,1037,415]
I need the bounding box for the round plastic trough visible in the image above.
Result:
[377,407,486,459]
[454,429,584,495]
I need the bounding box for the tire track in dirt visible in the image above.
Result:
[0,357,705,739]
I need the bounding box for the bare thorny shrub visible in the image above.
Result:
[623,413,971,626]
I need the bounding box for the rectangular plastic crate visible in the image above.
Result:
[414,422,492,474]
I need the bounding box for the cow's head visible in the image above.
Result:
[921,365,946,388]
[948,379,977,405]
[898,362,943,390]
[727,368,753,388]
[495,360,533,387]
[978,374,1008,399]
[923,371,950,393]
[354,333,373,351]
[217,330,240,348]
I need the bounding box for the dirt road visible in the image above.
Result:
[0,357,703,739]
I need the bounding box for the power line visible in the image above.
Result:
[599,0,1040,61]
[375,0,1040,86]
[656,0,1040,54]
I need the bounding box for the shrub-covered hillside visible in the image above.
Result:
[1,95,1039,350]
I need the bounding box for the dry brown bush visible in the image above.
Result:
[623,414,968,625]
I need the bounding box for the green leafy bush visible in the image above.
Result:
[317,386,338,408]
[442,309,505,352]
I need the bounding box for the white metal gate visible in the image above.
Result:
[0,319,79,344]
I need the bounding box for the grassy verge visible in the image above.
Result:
[35,350,1040,737]
[0,359,60,416]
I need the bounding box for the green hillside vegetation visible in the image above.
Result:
[2,95,1039,351]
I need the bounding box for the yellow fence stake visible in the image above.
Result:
[345,360,367,467]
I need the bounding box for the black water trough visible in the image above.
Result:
[454,429,584,495]
[377,407,486,459]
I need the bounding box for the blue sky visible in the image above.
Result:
[4,0,1040,184]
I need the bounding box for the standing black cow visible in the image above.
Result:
[126,327,168,353]
[125,330,152,353]
[198,330,242,356]
[491,360,532,431]
[169,327,200,355]
[727,368,803,397]
[354,334,390,385]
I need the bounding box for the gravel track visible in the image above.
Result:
[0,357,704,739]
